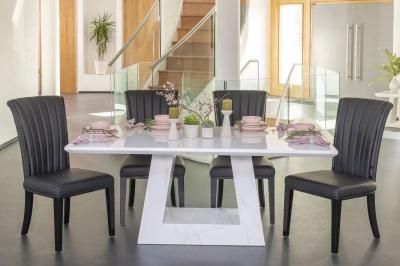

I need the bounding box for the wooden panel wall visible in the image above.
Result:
[60,0,77,93]
[123,0,160,67]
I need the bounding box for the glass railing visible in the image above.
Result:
[108,0,161,123]
[275,64,340,132]
[150,7,216,95]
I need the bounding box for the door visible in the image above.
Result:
[60,0,77,93]
[312,2,393,98]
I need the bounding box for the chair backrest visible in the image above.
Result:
[333,98,392,180]
[213,90,267,126]
[7,96,70,177]
[125,90,172,122]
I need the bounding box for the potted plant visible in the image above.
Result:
[201,119,215,138]
[371,49,400,93]
[89,12,115,75]
[183,114,200,139]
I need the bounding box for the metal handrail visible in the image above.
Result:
[275,63,300,125]
[240,59,260,90]
[108,0,159,67]
[151,6,216,70]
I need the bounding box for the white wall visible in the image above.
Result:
[0,0,40,145]
[161,0,182,53]
[40,0,60,95]
[77,0,122,92]
[216,0,241,84]
[394,0,400,54]
[240,0,269,91]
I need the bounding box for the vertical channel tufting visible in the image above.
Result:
[125,90,172,122]
[7,96,70,177]
[213,90,267,126]
[333,98,392,180]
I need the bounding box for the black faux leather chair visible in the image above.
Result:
[7,96,115,252]
[283,98,392,253]
[209,90,276,224]
[119,90,186,225]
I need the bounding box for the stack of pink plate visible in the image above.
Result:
[240,116,267,132]
[152,115,171,131]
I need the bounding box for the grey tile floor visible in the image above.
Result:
[0,93,400,266]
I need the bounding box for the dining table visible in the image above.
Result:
[65,126,338,246]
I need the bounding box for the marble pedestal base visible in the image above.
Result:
[137,155,265,246]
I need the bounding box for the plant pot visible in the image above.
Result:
[389,76,400,93]
[183,124,199,139]
[201,127,214,139]
[94,60,108,75]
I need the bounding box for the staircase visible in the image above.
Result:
[151,0,215,91]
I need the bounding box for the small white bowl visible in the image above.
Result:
[154,115,170,123]
[242,116,262,124]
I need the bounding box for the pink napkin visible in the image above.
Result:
[287,135,331,146]
[72,134,116,145]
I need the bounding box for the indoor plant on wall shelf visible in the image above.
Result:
[371,49,400,93]
[89,12,115,75]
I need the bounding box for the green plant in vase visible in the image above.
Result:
[370,49,400,93]
[183,114,200,139]
[201,119,215,139]
[89,12,115,74]
[183,114,200,125]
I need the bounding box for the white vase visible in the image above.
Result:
[183,124,199,139]
[201,127,214,139]
[94,60,108,75]
[168,119,179,141]
[220,110,233,138]
[389,76,400,93]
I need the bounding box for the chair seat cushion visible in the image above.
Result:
[286,170,376,200]
[120,155,185,178]
[210,156,275,178]
[24,168,114,198]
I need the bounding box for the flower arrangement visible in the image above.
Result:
[157,82,229,126]
[157,82,179,107]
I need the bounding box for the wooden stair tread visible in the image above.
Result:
[159,70,212,74]
[167,55,213,59]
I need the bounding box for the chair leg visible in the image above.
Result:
[170,179,177,207]
[268,178,275,225]
[367,194,380,239]
[64,197,70,224]
[178,177,185,207]
[21,191,34,235]
[128,179,135,208]
[53,198,63,252]
[211,178,217,208]
[257,179,266,208]
[120,176,127,226]
[105,187,115,236]
[331,199,342,254]
[217,179,224,208]
[283,187,294,236]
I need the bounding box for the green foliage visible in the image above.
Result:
[183,114,200,125]
[201,119,215,128]
[89,12,115,60]
[371,49,400,86]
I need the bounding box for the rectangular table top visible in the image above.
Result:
[65,127,338,157]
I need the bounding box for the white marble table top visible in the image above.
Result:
[65,127,338,157]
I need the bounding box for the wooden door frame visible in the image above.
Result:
[60,0,77,94]
[269,0,392,98]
